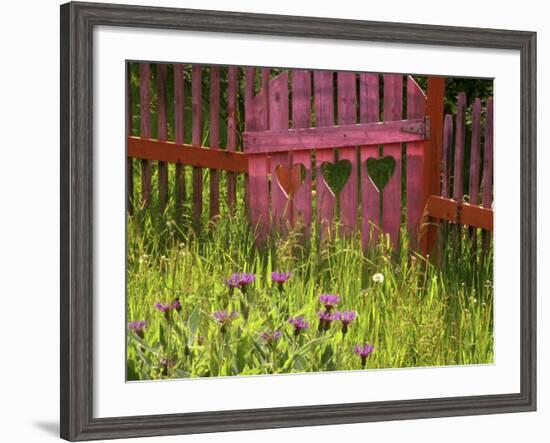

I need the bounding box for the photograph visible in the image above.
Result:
[125,62,494,381]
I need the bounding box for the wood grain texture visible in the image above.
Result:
[174,63,186,209]
[61,3,536,440]
[243,119,424,152]
[126,63,133,214]
[226,66,238,211]
[291,69,312,232]
[268,72,290,229]
[192,64,202,225]
[422,77,446,255]
[314,70,336,237]
[360,73,381,249]
[469,98,482,205]
[425,196,493,231]
[405,76,427,246]
[381,74,403,249]
[139,62,151,206]
[482,98,494,208]
[247,88,270,241]
[468,98,482,249]
[128,137,248,173]
[442,114,453,199]
[156,63,169,210]
[337,71,358,234]
[209,66,221,219]
[453,92,467,202]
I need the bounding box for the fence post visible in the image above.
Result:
[421,76,445,256]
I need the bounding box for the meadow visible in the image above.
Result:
[126,176,493,380]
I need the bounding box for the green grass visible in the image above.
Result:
[126,185,493,380]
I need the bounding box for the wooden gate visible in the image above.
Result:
[243,70,430,249]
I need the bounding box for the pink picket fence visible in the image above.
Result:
[127,62,493,252]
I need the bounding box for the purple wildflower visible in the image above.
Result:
[260,330,283,346]
[224,272,256,294]
[272,272,292,291]
[238,273,256,292]
[172,298,182,312]
[213,310,239,333]
[154,302,172,320]
[354,343,375,368]
[318,310,337,332]
[224,273,241,291]
[335,310,357,334]
[288,316,309,336]
[319,294,340,311]
[154,302,170,312]
[128,320,147,339]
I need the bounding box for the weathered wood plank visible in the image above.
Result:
[405,76,426,246]
[192,65,203,225]
[126,63,134,214]
[174,64,186,210]
[269,73,290,229]
[482,98,494,208]
[227,66,238,212]
[442,114,453,199]
[243,119,425,152]
[337,71,358,234]
[247,88,270,241]
[453,92,467,202]
[209,66,221,219]
[139,63,151,207]
[425,196,493,231]
[468,98,482,250]
[243,67,255,211]
[128,137,248,173]
[381,74,403,249]
[291,69,312,233]
[421,77,446,255]
[481,97,494,250]
[156,63,168,210]
[469,98,482,205]
[314,71,336,236]
[360,73,380,249]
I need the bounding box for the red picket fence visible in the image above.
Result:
[127,62,493,252]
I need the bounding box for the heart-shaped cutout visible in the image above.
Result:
[275,164,306,198]
[366,156,396,192]
[321,160,352,195]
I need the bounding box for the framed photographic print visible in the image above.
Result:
[60,1,537,441]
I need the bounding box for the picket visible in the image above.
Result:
[314,71,336,236]
[174,64,186,209]
[192,65,203,225]
[127,64,134,214]
[139,63,151,206]
[226,66,238,211]
[269,72,290,229]
[482,98,494,251]
[469,98,482,205]
[381,74,403,249]
[246,85,270,241]
[156,63,168,210]
[442,114,453,199]
[209,66,221,219]
[291,69,312,232]
[453,92,466,202]
[337,72,358,234]
[482,98,494,208]
[360,73,381,249]
[406,76,427,244]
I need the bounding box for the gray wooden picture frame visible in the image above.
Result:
[60,1,537,441]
